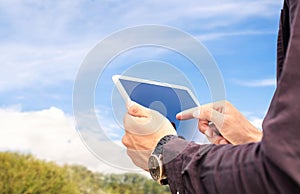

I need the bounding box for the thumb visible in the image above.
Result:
[127,101,150,117]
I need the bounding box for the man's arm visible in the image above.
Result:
[163,138,299,194]
[261,0,300,185]
[164,0,300,193]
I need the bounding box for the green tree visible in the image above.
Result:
[65,165,106,194]
[102,173,170,194]
[0,152,80,194]
[0,152,171,194]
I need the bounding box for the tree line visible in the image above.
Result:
[0,152,170,194]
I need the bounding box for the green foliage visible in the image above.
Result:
[66,165,106,194]
[0,152,170,194]
[0,152,80,194]
[101,173,170,194]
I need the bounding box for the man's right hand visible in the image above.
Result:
[176,100,262,145]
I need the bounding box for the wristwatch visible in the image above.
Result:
[148,135,178,185]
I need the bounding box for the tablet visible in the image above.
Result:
[112,75,202,141]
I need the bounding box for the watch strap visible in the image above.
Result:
[149,135,178,185]
[152,135,178,156]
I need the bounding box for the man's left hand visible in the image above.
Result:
[122,102,177,171]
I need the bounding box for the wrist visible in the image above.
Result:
[148,135,178,185]
[152,135,178,155]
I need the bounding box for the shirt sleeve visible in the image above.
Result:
[163,0,300,193]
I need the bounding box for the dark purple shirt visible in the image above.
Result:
[163,0,300,193]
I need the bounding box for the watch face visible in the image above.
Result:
[148,155,161,181]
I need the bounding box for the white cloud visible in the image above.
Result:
[233,78,276,87]
[0,0,282,41]
[249,117,264,130]
[96,0,282,30]
[0,43,89,92]
[0,106,141,174]
[0,0,282,93]
[0,0,84,42]
[242,111,266,130]
[197,30,276,42]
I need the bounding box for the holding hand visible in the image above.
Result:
[177,100,262,145]
[122,102,177,170]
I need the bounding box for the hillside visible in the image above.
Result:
[0,152,170,194]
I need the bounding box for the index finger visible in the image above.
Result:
[176,103,213,121]
[176,106,201,120]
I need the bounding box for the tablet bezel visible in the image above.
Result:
[112,74,200,107]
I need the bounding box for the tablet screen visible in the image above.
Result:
[120,78,197,127]
[118,77,201,141]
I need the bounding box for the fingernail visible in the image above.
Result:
[176,112,182,119]
[204,128,213,138]
[192,110,201,118]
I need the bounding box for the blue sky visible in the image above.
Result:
[0,0,283,172]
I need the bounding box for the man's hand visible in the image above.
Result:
[177,100,262,145]
[122,102,177,170]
